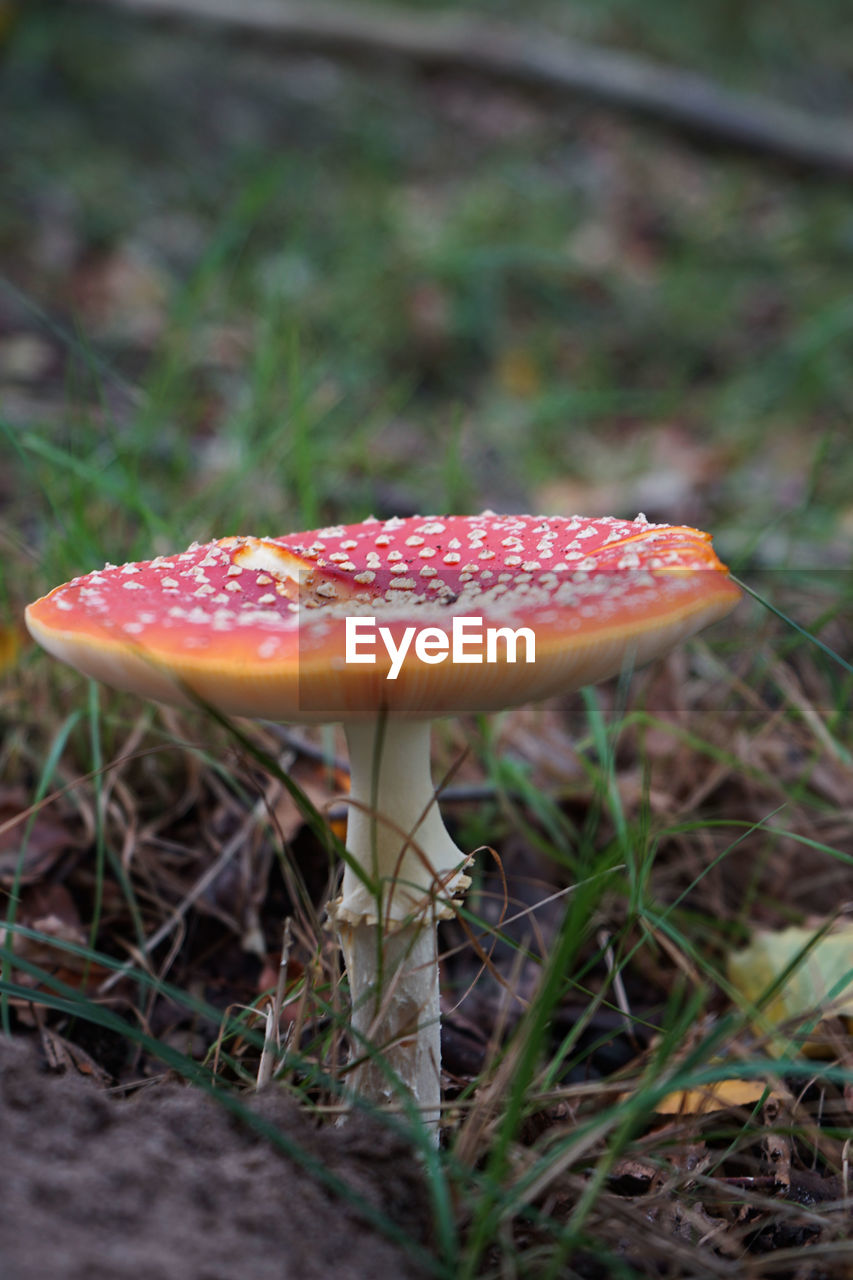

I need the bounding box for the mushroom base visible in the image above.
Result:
[337,919,442,1130]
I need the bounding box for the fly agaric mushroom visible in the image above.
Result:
[26,513,740,1132]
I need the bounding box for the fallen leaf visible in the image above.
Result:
[727,923,853,1056]
[272,759,348,845]
[0,791,80,884]
[6,882,87,967]
[39,1026,113,1084]
[0,623,22,675]
[654,1077,772,1115]
[496,347,541,399]
[609,1155,659,1189]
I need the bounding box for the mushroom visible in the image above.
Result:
[26,512,740,1134]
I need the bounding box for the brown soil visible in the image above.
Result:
[1,1036,433,1280]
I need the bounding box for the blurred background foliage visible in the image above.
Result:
[1,0,852,601]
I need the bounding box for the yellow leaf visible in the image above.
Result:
[654,1078,771,1115]
[0,623,21,675]
[496,348,541,399]
[727,923,853,1057]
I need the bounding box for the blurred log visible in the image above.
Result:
[74,0,853,180]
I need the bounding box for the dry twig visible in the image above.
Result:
[74,0,853,178]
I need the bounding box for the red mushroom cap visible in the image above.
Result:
[26,513,741,721]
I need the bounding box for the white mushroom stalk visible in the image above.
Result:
[333,718,470,1126]
[26,511,741,1140]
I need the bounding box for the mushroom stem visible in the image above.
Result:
[333,719,471,1133]
[336,917,442,1127]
